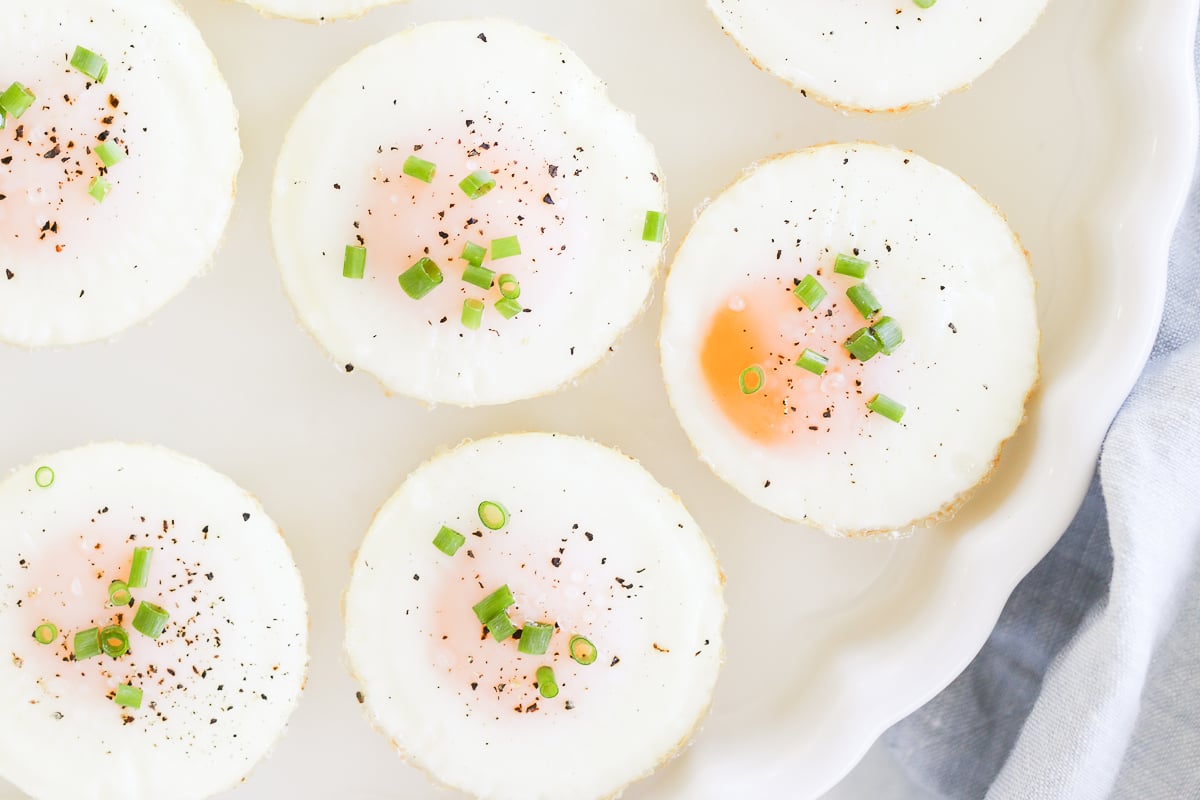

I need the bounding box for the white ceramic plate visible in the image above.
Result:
[0,0,1195,798]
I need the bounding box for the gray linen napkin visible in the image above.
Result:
[882,37,1200,800]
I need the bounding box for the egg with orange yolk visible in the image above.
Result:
[0,443,308,800]
[0,0,240,348]
[271,20,667,406]
[660,143,1039,536]
[344,433,725,800]
[708,0,1049,112]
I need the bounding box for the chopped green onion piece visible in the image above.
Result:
[834,253,870,279]
[738,365,765,395]
[70,46,109,83]
[484,611,516,642]
[402,155,437,183]
[794,274,827,310]
[491,236,521,260]
[100,625,130,658]
[128,547,153,589]
[497,274,520,300]
[34,466,54,488]
[74,627,102,661]
[459,169,496,200]
[845,327,883,362]
[518,622,554,655]
[462,298,485,330]
[88,175,111,204]
[461,263,494,290]
[94,140,125,168]
[0,82,35,119]
[108,580,132,607]
[495,297,523,320]
[114,684,142,709]
[868,393,907,423]
[33,623,58,645]
[795,348,830,376]
[343,245,366,279]
[472,584,515,624]
[913,0,936,7]
[478,500,509,530]
[432,525,465,557]
[569,635,597,665]
[398,257,443,300]
[870,316,904,355]
[642,210,666,243]
[536,666,559,699]
[132,602,169,640]
[1,109,6,131]
[846,282,882,319]
[461,241,487,267]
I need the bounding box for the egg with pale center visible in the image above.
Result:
[660,143,1039,537]
[344,433,725,800]
[708,0,1050,112]
[0,0,240,348]
[0,443,308,800]
[271,20,667,406]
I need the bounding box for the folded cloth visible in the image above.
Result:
[882,40,1200,800]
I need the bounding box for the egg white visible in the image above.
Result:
[0,0,240,348]
[238,0,401,23]
[344,433,725,800]
[271,19,666,406]
[708,0,1049,112]
[0,443,308,800]
[660,143,1039,536]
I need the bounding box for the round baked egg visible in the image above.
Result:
[660,143,1039,537]
[0,443,308,800]
[271,20,667,406]
[0,0,241,348]
[707,0,1050,112]
[237,0,401,23]
[344,433,725,800]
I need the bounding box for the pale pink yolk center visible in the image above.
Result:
[0,67,130,259]
[427,521,622,718]
[349,118,587,323]
[13,516,223,721]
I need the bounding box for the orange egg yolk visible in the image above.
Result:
[700,276,869,445]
